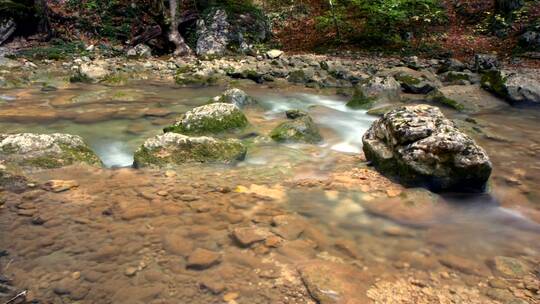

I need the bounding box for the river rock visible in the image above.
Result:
[211,88,256,108]
[347,76,401,109]
[126,44,152,58]
[481,70,540,104]
[270,111,322,144]
[164,103,248,135]
[475,54,499,72]
[78,61,110,81]
[362,105,492,192]
[379,67,441,94]
[196,9,231,57]
[133,133,247,167]
[0,133,102,169]
[488,256,531,278]
[187,248,221,270]
[266,49,284,59]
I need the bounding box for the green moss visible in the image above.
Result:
[174,73,218,87]
[481,70,508,98]
[288,70,306,83]
[395,73,421,85]
[428,90,465,111]
[69,71,92,83]
[270,116,322,144]
[133,140,247,168]
[100,73,129,86]
[164,111,248,135]
[346,89,375,109]
[445,72,470,83]
[15,40,89,61]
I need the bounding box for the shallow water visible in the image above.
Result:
[1,80,539,303]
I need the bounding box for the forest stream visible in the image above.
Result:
[0,77,539,304]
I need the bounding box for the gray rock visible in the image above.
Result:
[211,88,256,108]
[126,44,152,58]
[164,103,248,135]
[362,105,492,192]
[475,54,499,72]
[196,9,231,57]
[481,69,540,104]
[0,133,102,169]
[266,49,284,59]
[133,133,247,167]
[519,30,540,51]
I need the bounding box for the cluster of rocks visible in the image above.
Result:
[135,88,323,168]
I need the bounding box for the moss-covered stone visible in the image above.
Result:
[174,70,218,87]
[481,70,508,98]
[210,88,256,108]
[133,133,247,168]
[0,133,102,169]
[270,114,322,144]
[346,89,375,109]
[288,70,307,84]
[427,89,465,111]
[164,103,248,135]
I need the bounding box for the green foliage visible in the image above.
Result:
[315,0,446,46]
[0,0,34,21]
[16,39,89,60]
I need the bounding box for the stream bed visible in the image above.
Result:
[0,80,539,304]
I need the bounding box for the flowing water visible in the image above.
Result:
[0,80,539,303]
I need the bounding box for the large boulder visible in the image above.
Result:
[133,133,246,167]
[362,105,492,192]
[0,133,102,169]
[210,88,256,108]
[196,9,231,57]
[481,70,540,104]
[164,103,248,135]
[270,110,322,144]
[519,30,540,51]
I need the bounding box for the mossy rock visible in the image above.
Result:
[288,70,307,84]
[0,133,102,169]
[175,72,218,87]
[481,70,508,98]
[164,103,249,135]
[133,133,247,168]
[427,89,465,111]
[210,88,256,108]
[346,88,376,109]
[270,114,322,144]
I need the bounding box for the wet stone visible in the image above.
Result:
[489,256,531,278]
[187,248,221,270]
[43,180,79,193]
[439,255,486,276]
[231,227,269,247]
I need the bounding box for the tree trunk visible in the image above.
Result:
[168,0,192,56]
[35,0,51,38]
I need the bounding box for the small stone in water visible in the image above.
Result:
[124,267,138,277]
[157,190,169,196]
[223,292,239,302]
[187,248,221,270]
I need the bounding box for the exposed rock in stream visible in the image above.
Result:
[210,88,256,108]
[481,69,540,104]
[362,105,492,192]
[270,110,322,144]
[133,133,247,167]
[163,103,248,135]
[0,133,102,169]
